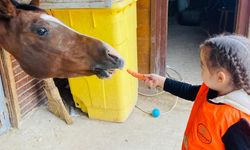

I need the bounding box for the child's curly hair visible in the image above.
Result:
[200,34,250,95]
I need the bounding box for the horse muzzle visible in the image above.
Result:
[92,56,124,78]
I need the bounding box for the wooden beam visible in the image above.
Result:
[248,0,250,37]
[137,0,151,74]
[248,20,250,38]
[235,0,250,36]
[43,78,73,125]
[0,49,21,128]
[150,0,168,76]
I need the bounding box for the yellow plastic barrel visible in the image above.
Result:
[47,0,138,122]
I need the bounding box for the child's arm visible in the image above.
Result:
[222,118,250,150]
[126,69,207,101]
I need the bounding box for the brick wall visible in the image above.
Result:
[11,56,47,118]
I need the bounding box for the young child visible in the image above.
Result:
[144,34,250,150]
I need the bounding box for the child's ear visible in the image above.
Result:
[0,0,16,19]
[217,71,226,83]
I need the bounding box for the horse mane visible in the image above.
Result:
[11,0,42,11]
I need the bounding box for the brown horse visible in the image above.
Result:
[0,0,124,79]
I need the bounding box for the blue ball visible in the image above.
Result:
[151,108,160,118]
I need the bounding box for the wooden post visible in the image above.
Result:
[0,50,21,128]
[137,0,151,74]
[248,21,250,38]
[235,0,250,36]
[150,0,168,76]
[43,78,73,124]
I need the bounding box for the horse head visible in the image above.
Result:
[0,0,124,79]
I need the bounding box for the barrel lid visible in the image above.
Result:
[16,0,124,8]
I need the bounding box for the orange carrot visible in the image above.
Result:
[127,69,148,81]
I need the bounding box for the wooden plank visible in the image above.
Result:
[43,78,73,124]
[248,0,250,37]
[137,0,151,73]
[0,49,21,128]
[160,0,168,76]
[150,0,168,76]
[150,0,157,74]
[235,0,250,36]
[248,21,250,38]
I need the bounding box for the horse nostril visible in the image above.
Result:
[108,54,119,62]
[108,54,124,68]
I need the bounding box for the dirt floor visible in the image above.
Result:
[0,17,207,150]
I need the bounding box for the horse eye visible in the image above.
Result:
[36,27,48,36]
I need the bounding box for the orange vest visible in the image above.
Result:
[182,83,250,150]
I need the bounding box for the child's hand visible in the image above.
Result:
[144,74,166,89]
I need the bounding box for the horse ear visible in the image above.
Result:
[30,0,40,6]
[0,0,16,19]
